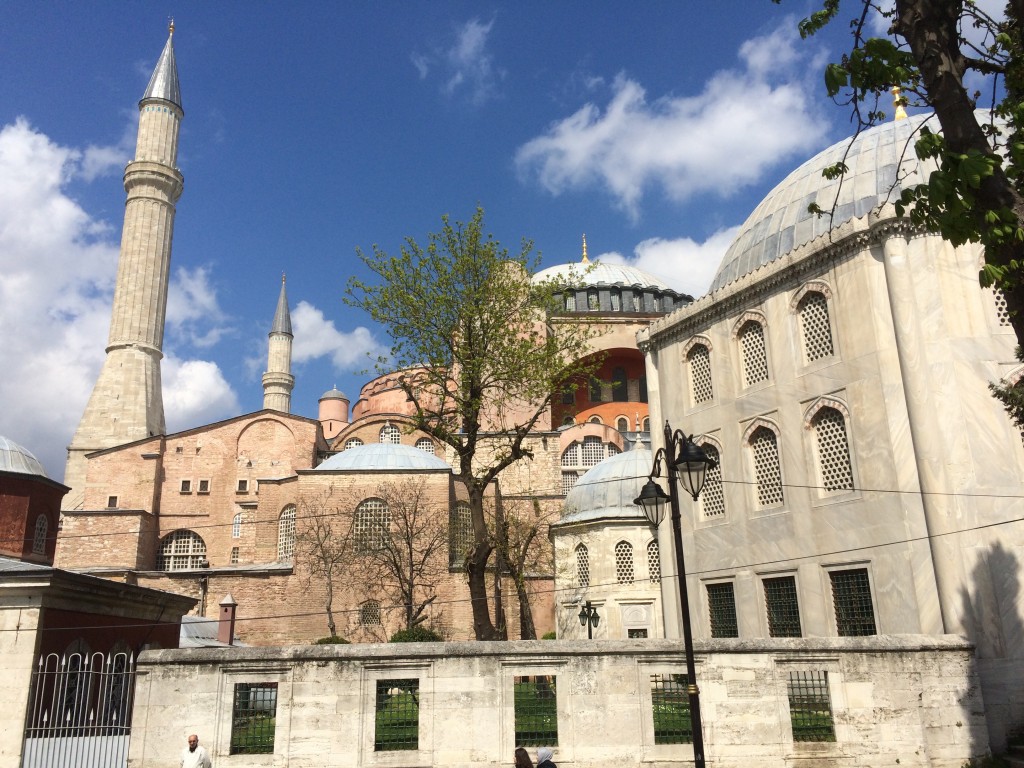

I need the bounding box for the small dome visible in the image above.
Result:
[534,261,673,292]
[562,445,652,524]
[316,443,450,471]
[0,436,48,478]
[319,387,348,401]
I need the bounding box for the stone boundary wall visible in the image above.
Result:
[128,636,988,768]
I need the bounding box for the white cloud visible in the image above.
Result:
[163,358,240,433]
[167,265,232,348]
[413,18,504,105]
[291,301,387,371]
[599,227,740,300]
[515,23,829,220]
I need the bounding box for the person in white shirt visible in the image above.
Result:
[181,734,212,768]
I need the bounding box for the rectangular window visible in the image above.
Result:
[237,479,249,493]
[514,675,558,747]
[650,674,691,744]
[706,582,739,638]
[375,679,419,751]
[180,479,192,494]
[788,671,836,742]
[830,568,877,636]
[107,496,118,508]
[764,576,802,637]
[230,546,239,564]
[197,479,210,494]
[230,682,278,755]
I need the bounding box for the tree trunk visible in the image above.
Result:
[325,576,337,638]
[467,540,499,639]
[516,577,537,640]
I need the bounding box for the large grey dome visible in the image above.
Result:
[0,436,48,478]
[315,443,449,471]
[534,261,672,292]
[710,113,951,292]
[562,445,652,524]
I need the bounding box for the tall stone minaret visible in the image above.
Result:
[63,25,184,509]
[262,275,294,412]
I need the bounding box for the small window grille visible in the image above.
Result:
[610,290,621,311]
[230,682,278,755]
[449,503,473,567]
[587,289,600,310]
[565,292,576,311]
[575,544,590,588]
[615,541,634,584]
[380,423,401,444]
[230,546,239,564]
[237,479,249,493]
[707,582,739,638]
[180,479,192,494]
[355,499,391,553]
[561,443,579,467]
[277,505,296,561]
[699,443,725,518]
[688,344,714,404]
[375,679,420,751]
[751,427,784,506]
[629,628,648,638]
[788,671,836,742]
[814,408,854,493]
[994,289,1011,326]
[197,479,210,494]
[607,443,620,456]
[415,437,435,454]
[344,438,364,450]
[764,576,802,637]
[799,291,834,362]
[107,495,118,508]
[830,568,877,636]
[647,540,661,584]
[561,471,579,496]
[739,320,769,385]
[650,674,691,744]
[232,513,242,539]
[360,600,382,625]
[514,676,558,747]
[157,530,207,571]
[32,515,48,555]
[582,436,603,467]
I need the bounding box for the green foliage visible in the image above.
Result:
[390,626,444,643]
[961,756,1009,768]
[989,348,1024,429]
[314,635,350,644]
[541,631,557,640]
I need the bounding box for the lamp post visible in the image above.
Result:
[634,421,715,768]
[578,600,600,639]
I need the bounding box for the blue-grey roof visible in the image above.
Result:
[316,443,450,471]
[0,436,48,478]
[320,386,348,401]
[710,113,953,292]
[271,277,292,336]
[562,445,652,524]
[142,29,181,109]
[534,261,673,291]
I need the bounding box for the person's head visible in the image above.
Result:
[187,735,199,752]
[537,747,554,764]
[514,747,534,768]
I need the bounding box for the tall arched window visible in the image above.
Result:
[277,505,296,561]
[32,514,48,555]
[564,292,577,311]
[575,544,590,588]
[798,291,834,362]
[355,498,391,553]
[380,423,401,444]
[616,417,629,433]
[750,426,784,507]
[615,541,634,584]
[449,502,473,567]
[739,320,769,385]
[232,512,242,539]
[587,289,600,310]
[647,539,661,585]
[699,443,725,518]
[813,407,854,492]
[688,344,713,404]
[157,530,207,571]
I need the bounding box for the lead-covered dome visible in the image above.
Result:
[534,261,673,291]
[711,113,950,293]
[562,445,652,524]
[0,436,48,478]
[315,443,450,471]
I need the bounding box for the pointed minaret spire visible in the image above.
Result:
[581,234,590,264]
[892,86,907,121]
[64,27,185,509]
[263,274,295,413]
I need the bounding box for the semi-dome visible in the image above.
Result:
[710,112,955,293]
[562,445,652,524]
[534,260,673,292]
[0,436,48,478]
[315,443,450,471]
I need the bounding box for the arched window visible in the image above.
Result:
[647,540,661,585]
[798,291,834,362]
[232,512,242,539]
[739,320,769,385]
[561,443,579,466]
[612,367,628,402]
[616,417,629,433]
[415,437,435,454]
[355,499,391,553]
[449,502,473,567]
[157,530,207,571]
[277,505,296,561]
[32,514,48,555]
[380,423,400,444]
[587,289,600,310]
[699,443,725,518]
[615,541,634,584]
[813,407,854,493]
[360,600,382,625]
[564,292,577,311]
[688,344,713,404]
[642,417,651,432]
[588,415,603,425]
[750,426,784,507]
[344,437,364,450]
[575,544,590,588]
[610,289,621,312]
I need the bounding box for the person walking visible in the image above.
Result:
[514,747,535,768]
[536,746,556,768]
[181,734,212,768]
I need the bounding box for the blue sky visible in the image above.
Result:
[0,2,927,476]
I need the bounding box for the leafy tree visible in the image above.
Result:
[347,207,601,640]
[494,498,559,640]
[294,486,356,640]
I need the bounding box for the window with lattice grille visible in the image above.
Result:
[788,672,835,742]
[230,683,278,755]
[813,408,854,493]
[277,505,296,561]
[706,582,739,638]
[355,499,391,553]
[32,515,48,555]
[360,600,382,625]
[380,424,401,444]
[565,292,576,311]
[344,437,363,450]
[514,676,558,747]
[688,344,713,404]
[588,289,600,310]
[764,576,802,637]
[798,291,834,362]
[232,512,242,538]
[650,674,691,744]
[561,443,579,467]
[562,471,579,496]
[739,320,769,385]
[582,436,604,466]
[647,540,660,584]
[611,290,621,311]
[449,503,473,567]
[617,417,629,432]
[994,289,1011,326]
[830,568,876,636]
[576,544,590,588]
[615,541,634,584]
[230,546,239,564]
[751,427,784,506]
[607,443,620,456]
[375,679,419,751]
[699,444,725,517]
[157,530,206,571]
[415,437,434,454]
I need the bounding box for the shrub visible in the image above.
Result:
[314,635,350,644]
[541,631,557,640]
[390,626,443,643]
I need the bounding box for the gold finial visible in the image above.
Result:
[581,234,589,264]
[168,18,175,36]
[891,86,907,121]
[282,272,286,284]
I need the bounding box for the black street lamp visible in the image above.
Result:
[634,421,715,768]
[578,600,600,639]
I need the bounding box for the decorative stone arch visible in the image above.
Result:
[1003,365,1024,387]
[731,310,768,339]
[741,416,781,444]
[802,396,852,429]
[693,432,723,454]
[790,279,833,311]
[682,334,714,356]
